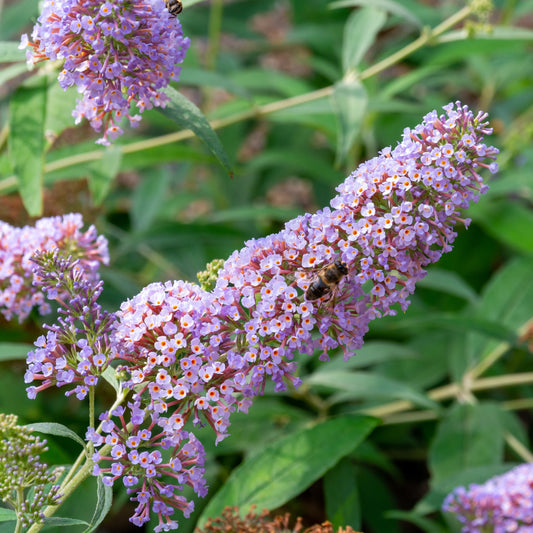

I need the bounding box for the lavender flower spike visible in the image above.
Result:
[443,463,533,532]
[0,213,108,322]
[20,0,190,144]
[102,102,497,530]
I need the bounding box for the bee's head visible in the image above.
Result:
[335,260,348,275]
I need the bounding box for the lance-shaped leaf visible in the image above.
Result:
[198,414,378,527]
[8,76,47,216]
[160,86,233,177]
[342,6,387,73]
[331,78,367,165]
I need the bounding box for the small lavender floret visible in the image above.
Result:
[20,0,190,144]
[443,463,533,532]
[0,213,108,322]
[25,249,118,398]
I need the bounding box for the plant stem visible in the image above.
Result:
[465,317,533,381]
[365,370,533,419]
[17,5,474,178]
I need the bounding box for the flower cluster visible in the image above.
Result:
[25,248,117,400]
[88,102,497,530]
[443,463,533,531]
[0,213,108,322]
[20,0,190,144]
[0,414,63,530]
[24,103,498,531]
[89,405,207,531]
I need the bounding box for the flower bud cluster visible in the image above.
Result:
[20,0,190,144]
[0,213,108,322]
[25,249,117,400]
[443,463,533,531]
[0,414,63,529]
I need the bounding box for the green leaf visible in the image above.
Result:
[428,402,505,486]
[8,76,47,215]
[180,67,251,98]
[342,7,387,73]
[417,268,479,304]
[0,0,40,40]
[44,84,79,145]
[0,508,16,523]
[42,516,90,528]
[330,0,421,27]
[326,341,420,371]
[87,146,122,205]
[160,86,233,177]
[83,476,113,533]
[324,458,361,530]
[463,257,533,374]
[305,370,439,411]
[131,169,172,232]
[0,342,33,361]
[0,41,25,62]
[101,366,121,395]
[331,79,367,165]
[26,422,87,450]
[474,199,533,253]
[197,414,378,527]
[386,511,447,533]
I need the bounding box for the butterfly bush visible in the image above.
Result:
[20,0,190,145]
[25,103,498,531]
[443,463,533,531]
[0,213,108,322]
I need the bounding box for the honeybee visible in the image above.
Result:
[165,0,183,16]
[305,259,348,301]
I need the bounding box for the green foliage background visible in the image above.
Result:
[1,0,533,531]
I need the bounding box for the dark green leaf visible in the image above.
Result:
[131,170,173,232]
[331,79,367,165]
[27,422,87,450]
[197,415,378,527]
[305,370,439,410]
[428,403,505,486]
[160,86,233,177]
[0,508,16,523]
[324,458,361,530]
[87,146,122,205]
[83,476,113,533]
[0,342,32,361]
[330,0,421,27]
[8,76,47,215]
[101,366,121,395]
[42,516,90,528]
[464,257,533,373]
[417,268,478,304]
[342,7,387,72]
[386,510,447,533]
[44,84,79,144]
[474,199,533,253]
